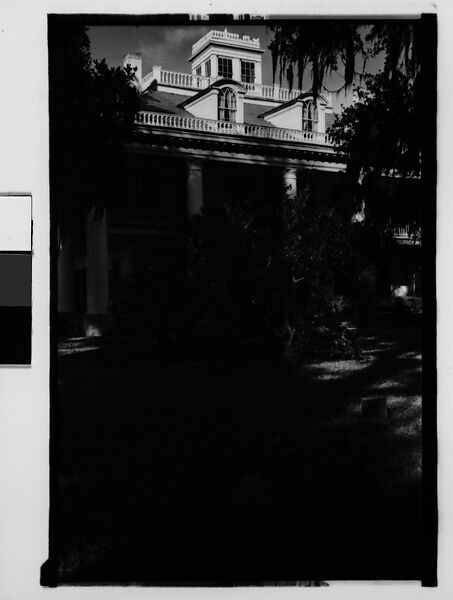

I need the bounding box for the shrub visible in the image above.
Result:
[186,187,358,359]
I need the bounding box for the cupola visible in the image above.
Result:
[188,29,265,85]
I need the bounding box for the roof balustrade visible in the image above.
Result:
[135,110,333,146]
[141,68,307,102]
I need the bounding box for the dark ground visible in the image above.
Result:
[52,323,422,584]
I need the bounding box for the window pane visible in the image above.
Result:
[218,57,233,79]
[241,61,255,84]
[302,100,318,132]
[218,88,237,122]
[205,60,211,77]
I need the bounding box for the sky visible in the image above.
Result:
[87,23,382,113]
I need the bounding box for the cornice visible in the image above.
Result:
[129,125,346,169]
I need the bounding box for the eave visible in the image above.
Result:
[128,124,346,172]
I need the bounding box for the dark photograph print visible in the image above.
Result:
[43,13,436,587]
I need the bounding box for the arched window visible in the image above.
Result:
[302,100,318,132]
[218,88,237,122]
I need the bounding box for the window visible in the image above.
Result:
[302,100,318,131]
[218,88,237,122]
[194,65,203,88]
[218,57,233,79]
[205,60,211,77]
[241,60,255,83]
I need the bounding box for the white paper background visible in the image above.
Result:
[0,195,32,252]
[0,1,450,598]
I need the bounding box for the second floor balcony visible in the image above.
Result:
[134,110,334,147]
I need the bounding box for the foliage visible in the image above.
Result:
[365,22,421,82]
[268,22,364,97]
[187,185,357,358]
[268,21,421,96]
[268,20,423,239]
[328,71,422,230]
[49,22,140,234]
[330,72,421,179]
[280,192,359,356]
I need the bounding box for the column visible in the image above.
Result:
[57,231,75,313]
[187,159,204,216]
[85,206,109,335]
[283,168,298,201]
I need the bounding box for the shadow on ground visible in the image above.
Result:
[52,325,422,584]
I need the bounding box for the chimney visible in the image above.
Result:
[123,53,142,86]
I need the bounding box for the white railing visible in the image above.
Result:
[243,82,301,101]
[393,226,421,243]
[278,87,302,102]
[161,69,215,89]
[148,68,304,101]
[192,29,260,56]
[243,82,274,99]
[135,111,333,146]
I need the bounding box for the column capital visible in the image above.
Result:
[187,158,203,172]
[283,167,298,200]
[283,167,298,179]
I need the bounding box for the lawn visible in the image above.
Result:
[52,324,422,584]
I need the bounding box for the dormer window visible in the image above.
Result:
[218,57,233,79]
[302,100,318,132]
[181,81,244,124]
[218,88,237,122]
[241,60,255,84]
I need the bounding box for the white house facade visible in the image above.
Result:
[57,28,420,337]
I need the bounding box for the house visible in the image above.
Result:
[56,28,420,337]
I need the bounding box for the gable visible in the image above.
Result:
[262,102,303,130]
[261,94,330,133]
[180,80,246,123]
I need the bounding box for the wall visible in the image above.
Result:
[184,89,219,120]
[264,103,303,130]
[264,100,327,132]
[192,45,263,84]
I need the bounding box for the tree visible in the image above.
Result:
[48,21,140,236]
[187,180,357,359]
[268,20,424,290]
[268,21,421,96]
[329,71,422,231]
[269,22,365,97]
[268,20,423,208]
